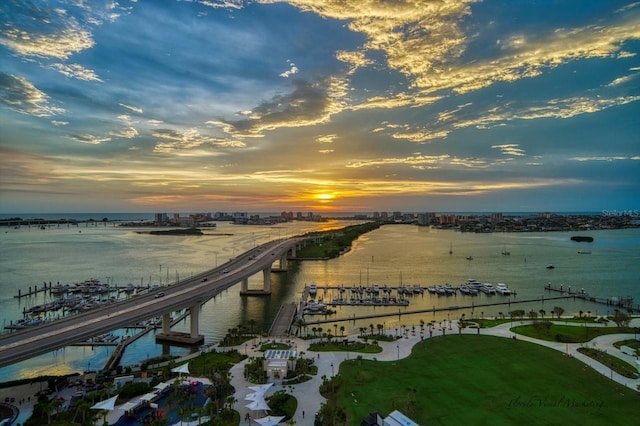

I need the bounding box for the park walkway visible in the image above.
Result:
[229,318,640,425]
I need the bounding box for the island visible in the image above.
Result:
[146,228,204,236]
[571,235,594,242]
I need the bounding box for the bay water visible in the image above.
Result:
[1,217,638,381]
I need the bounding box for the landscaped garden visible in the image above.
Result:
[319,334,638,425]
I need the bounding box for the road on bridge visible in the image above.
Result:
[0,237,305,368]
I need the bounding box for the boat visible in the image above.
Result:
[480,283,496,295]
[308,282,317,296]
[435,285,446,295]
[577,250,592,254]
[501,245,510,256]
[546,264,555,269]
[427,286,437,294]
[372,283,380,294]
[571,235,594,242]
[443,284,456,295]
[466,256,474,260]
[495,283,511,295]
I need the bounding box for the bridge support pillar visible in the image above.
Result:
[263,268,272,293]
[279,254,288,270]
[156,305,204,346]
[190,305,199,338]
[290,245,296,258]
[239,269,272,296]
[162,313,171,334]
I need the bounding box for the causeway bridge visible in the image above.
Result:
[0,237,306,368]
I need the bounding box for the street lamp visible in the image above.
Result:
[330,363,334,377]
[396,344,400,360]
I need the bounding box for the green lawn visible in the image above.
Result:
[336,335,637,425]
[511,323,635,343]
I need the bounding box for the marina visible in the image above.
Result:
[1,221,639,383]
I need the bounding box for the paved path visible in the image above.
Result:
[229,318,640,425]
[2,318,638,425]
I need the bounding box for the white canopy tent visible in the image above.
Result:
[171,363,190,375]
[248,383,273,393]
[90,395,118,411]
[245,398,270,412]
[253,415,285,425]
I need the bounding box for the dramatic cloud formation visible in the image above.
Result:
[0,0,638,213]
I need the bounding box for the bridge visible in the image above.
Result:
[0,237,306,368]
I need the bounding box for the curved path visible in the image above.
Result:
[229,318,640,424]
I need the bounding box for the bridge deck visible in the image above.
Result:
[269,303,297,337]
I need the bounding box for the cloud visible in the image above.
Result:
[67,133,112,145]
[280,60,299,78]
[120,103,143,114]
[49,63,102,82]
[569,156,639,162]
[0,73,65,117]
[0,12,94,60]
[109,126,139,139]
[212,77,347,136]
[492,144,526,156]
[316,134,337,144]
[152,128,247,153]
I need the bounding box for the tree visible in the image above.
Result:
[552,306,565,319]
[376,323,384,335]
[339,325,345,336]
[528,310,538,320]
[369,323,374,336]
[612,309,631,327]
[539,309,546,319]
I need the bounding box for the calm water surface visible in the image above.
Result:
[1,221,638,381]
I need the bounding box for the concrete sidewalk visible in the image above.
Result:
[229,318,639,425]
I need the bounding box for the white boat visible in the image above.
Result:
[308,282,317,296]
[466,256,474,260]
[546,264,555,269]
[372,283,380,294]
[495,283,511,295]
[480,283,496,295]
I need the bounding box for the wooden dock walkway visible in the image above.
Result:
[544,284,639,313]
[269,303,298,337]
[303,294,573,325]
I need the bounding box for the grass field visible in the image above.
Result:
[511,323,635,343]
[336,335,637,425]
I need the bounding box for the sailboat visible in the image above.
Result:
[501,245,510,256]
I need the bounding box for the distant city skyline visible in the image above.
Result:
[1,1,639,214]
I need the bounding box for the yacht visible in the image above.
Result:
[495,283,511,295]
[308,282,317,296]
[480,283,496,295]
[546,264,555,269]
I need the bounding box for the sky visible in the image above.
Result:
[1,0,639,214]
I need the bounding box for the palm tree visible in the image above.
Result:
[294,319,306,337]
[376,323,384,335]
[311,327,317,337]
[339,325,345,336]
[333,324,338,336]
[553,306,565,319]
[539,309,546,319]
[369,323,374,336]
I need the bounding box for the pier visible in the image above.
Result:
[269,303,298,337]
[302,295,574,325]
[544,284,639,313]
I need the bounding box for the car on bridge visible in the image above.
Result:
[154,292,165,298]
